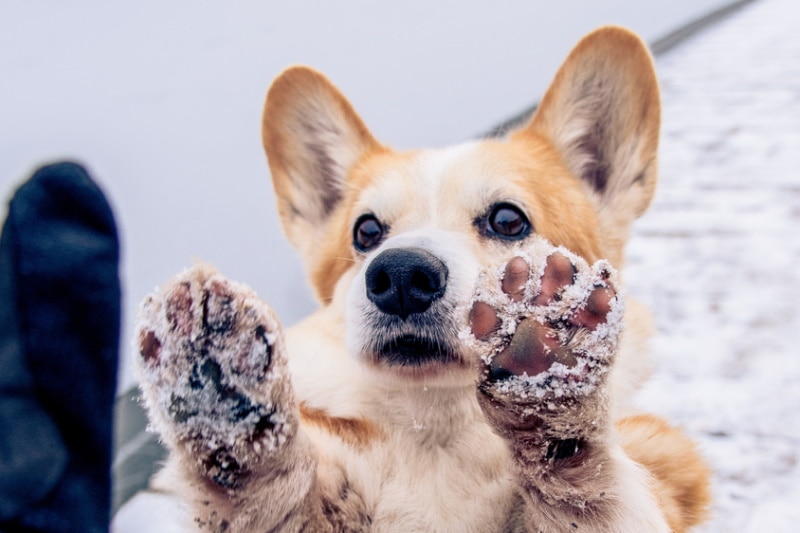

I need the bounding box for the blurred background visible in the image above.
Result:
[0,0,731,390]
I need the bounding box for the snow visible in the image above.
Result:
[113,492,193,533]
[135,266,294,461]
[625,0,800,530]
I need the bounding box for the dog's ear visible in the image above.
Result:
[262,67,381,260]
[519,26,660,228]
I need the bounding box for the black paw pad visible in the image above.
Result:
[189,357,223,391]
[168,393,198,423]
[203,280,237,332]
[254,324,273,369]
[204,448,243,489]
[186,358,270,423]
[545,438,585,462]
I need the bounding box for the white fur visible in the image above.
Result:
[120,27,696,531]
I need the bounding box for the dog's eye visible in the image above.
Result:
[485,203,531,240]
[353,214,385,252]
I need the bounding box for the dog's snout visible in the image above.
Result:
[365,248,448,319]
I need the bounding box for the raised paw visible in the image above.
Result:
[466,238,624,461]
[136,264,295,488]
[469,240,623,400]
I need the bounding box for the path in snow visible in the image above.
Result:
[625,0,800,530]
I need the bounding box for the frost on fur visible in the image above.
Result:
[463,236,625,403]
[135,264,297,490]
[463,237,653,528]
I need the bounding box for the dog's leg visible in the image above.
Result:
[468,240,671,532]
[136,265,356,532]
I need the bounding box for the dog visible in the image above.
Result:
[134,26,711,532]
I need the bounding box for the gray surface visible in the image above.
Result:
[112,389,166,515]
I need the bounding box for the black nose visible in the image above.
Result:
[365,248,448,319]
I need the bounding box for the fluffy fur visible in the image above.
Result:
[136,26,711,532]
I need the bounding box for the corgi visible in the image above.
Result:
[134,26,711,532]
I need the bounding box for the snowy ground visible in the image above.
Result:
[626,0,800,530]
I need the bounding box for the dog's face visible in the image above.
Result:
[339,142,607,385]
[262,26,660,386]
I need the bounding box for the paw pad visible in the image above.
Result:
[545,438,585,462]
[135,265,295,479]
[465,238,624,399]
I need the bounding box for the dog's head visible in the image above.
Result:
[261,26,659,385]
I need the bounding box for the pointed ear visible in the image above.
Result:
[262,66,381,259]
[520,26,661,222]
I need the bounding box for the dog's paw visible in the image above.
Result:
[136,264,295,488]
[466,238,624,449]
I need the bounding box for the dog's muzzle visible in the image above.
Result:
[360,247,463,369]
[365,247,448,320]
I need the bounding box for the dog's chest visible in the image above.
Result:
[287,319,520,529]
[371,428,517,531]
[323,390,520,531]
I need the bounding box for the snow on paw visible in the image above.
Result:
[136,264,295,488]
[465,237,624,429]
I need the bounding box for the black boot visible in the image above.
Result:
[0,162,120,533]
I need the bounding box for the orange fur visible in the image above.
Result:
[256,25,710,531]
[309,206,354,303]
[467,139,606,263]
[521,26,661,268]
[313,137,606,303]
[262,66,387,303]
[618,414,712,532]
[299,403,384,449]
[130,26,715,533]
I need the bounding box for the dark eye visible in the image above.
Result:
[353,214,385,252]
[484,203,531,240]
